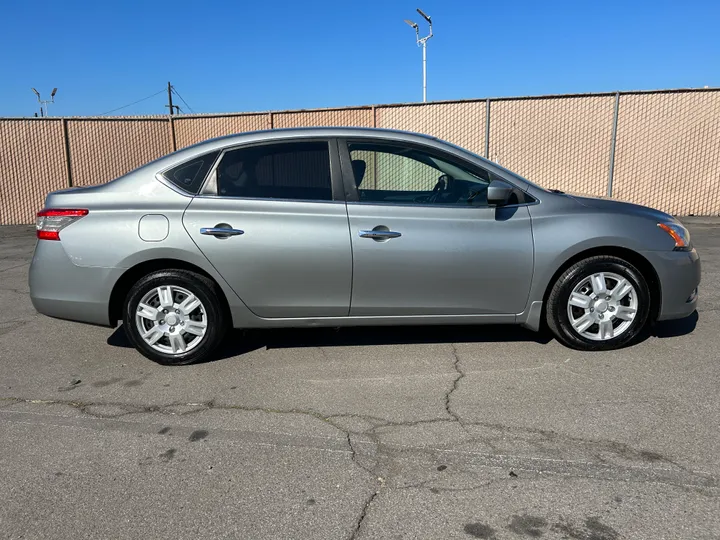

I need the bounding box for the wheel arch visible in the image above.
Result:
[541,246,662,324]
[108,259,232,327]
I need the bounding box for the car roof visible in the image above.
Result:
[141,126,536,194]
[183,127,440,153]
[91,124,543,199]
[151,127,450,173]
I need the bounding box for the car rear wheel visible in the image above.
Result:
[546,255,651,350]
[122,269,227,365]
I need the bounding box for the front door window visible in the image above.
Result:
[348,142,492,206]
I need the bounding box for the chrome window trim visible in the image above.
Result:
[344,198,539,210]
[192,194,345,205]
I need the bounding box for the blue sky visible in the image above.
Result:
[1,0,718,117]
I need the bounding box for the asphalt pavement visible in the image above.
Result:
[0,218,719,540]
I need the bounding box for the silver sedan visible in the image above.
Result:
[29,128,701,365]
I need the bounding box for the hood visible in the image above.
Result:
[563,192,675,223]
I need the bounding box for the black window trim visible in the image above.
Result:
[195,137,344,204]
[157,150,223,197]
[337,137,538,208]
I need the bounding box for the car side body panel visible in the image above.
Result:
[28,127,701,335]
[345,203,534,316]
[517,190,700,329]
[182,197,353,318]
[33,177,258,327]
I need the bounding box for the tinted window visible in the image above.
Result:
[348,142,493,206]
[216,142,332,201]
[163,151,220,194]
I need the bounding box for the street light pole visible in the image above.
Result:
[31,87,58,117]
[422,39,427,102]
[404,8,433,103]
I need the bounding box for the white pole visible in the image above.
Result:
[405,10,432,103]
[422,41,427,102]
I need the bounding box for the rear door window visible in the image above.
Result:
[214,141,332,201]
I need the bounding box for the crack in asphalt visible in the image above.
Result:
[2,395,716,486]
[445,343,465,427]
[0,317,38,337]
[346,432,375,476]
[349,478,384,540]
[398,478,496,494]
[0,287,30,296]
[2,388,720,540]
[0,262,29,274]
[5,306,720,538]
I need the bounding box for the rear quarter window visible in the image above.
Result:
[162,151,220,194]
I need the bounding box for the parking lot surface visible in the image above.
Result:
[1,219,719,540]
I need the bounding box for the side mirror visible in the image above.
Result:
[486,179,514,206]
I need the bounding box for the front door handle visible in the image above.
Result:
[200,227,245,238]
[359,230,402,240]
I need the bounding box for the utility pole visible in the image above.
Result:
[166,81,179,115]
[404,9,433,103]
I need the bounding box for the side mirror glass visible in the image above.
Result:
[486,179,514,206]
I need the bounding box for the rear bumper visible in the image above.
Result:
[29,240,118,326]
[641,248,701,321]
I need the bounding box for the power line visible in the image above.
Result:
[99,89,166,116]
[171,86,195,114]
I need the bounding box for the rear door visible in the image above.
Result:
[182,139,352,318]
[339,139,534,316]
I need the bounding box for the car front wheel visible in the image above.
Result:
[546,255,651,350]
[122,269,228,365]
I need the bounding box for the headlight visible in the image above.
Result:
[657,222,691,251]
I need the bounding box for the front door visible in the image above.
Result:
[183,140,352,318]
[340,140,534,316]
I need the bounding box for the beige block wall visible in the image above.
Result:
[0,119,69,225]
[273,108,373,128]
[376,101,486,155]
[1,90,719,225]
[66,119,171,186]
[174,114,268,149]
[612,92,720,215]
[489,96,616,196]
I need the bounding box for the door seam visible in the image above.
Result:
[344,201,355,317]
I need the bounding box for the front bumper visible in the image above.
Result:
[29,240,120,326]
[641,248,701,321]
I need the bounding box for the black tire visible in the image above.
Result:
[546,256,651,351]
[122,269,228,365]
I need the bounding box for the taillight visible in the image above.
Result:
[36,209,89,240]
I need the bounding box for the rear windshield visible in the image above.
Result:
[162,151,220,194]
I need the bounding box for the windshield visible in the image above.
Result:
[438,139,549,192]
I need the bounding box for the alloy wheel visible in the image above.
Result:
[134,285,208,355]
[566,271,638,341]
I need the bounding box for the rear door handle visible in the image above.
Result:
[359,230,402,239]
[200,227,245,238]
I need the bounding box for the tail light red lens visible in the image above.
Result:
[36,209,89,240]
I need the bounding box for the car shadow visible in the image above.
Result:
[107,323,553,362]
[106,311,699,363]
[651,310,699,338]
